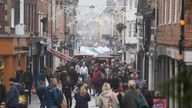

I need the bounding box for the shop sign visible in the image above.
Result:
[15,47,29,51]
[153,99,167,108]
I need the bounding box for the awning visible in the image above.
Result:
[47,49,73,60]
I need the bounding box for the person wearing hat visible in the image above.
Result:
[96,82,119,108]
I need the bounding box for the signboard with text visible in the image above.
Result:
[153,99,167,108]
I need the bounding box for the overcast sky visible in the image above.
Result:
[78,0,107,7]
[77,0,107,22]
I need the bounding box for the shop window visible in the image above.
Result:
[0,61,4,70]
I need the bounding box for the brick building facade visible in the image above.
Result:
[155,0,192,108]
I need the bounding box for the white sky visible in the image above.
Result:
[78,0,107,7]
[77,0,107,16]
[76,0,107,25]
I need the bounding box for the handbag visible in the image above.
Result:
[60,90,67,108]
[135,96,146,108]
[135,90,149,108]
[31,83,36,94]
[108,92,120,108]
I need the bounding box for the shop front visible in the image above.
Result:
[0,36,29,89]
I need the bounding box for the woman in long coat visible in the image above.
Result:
[74,83,91,108]
[122,80,138,108]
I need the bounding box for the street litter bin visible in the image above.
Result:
[19,89,29,108]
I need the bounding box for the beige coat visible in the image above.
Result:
[96,90,119,108]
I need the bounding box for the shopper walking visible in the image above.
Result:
[74,83,91,108]
[139,81,153,108]
[44,78,64,108]
[36,79,45,108]
[62,75,73,108]
[96,82,119,108]
[6,77,19,108]
[80,63,88,81]
[122,80,138,108]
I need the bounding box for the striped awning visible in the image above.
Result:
[47,49,73,60]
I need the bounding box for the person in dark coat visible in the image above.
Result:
[23,66,33,90]
[140,81,153,108]
[6,77,19,108]
[122,80,138,108]
[112,74,120,92]
[36,79,45,108]
[15,67,23,83]
[68,66,78,87]
[74,83,91,108]
[62,75,73,108]
[0,80,6,105]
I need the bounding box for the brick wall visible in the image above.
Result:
[156,0,192,50]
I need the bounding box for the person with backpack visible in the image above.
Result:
[96,82,119,108]
[44,78,64,108]
[6,77,20,108]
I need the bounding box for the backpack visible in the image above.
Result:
[135,96,146,108]
[45,87,64,107]
[135,90,149,108]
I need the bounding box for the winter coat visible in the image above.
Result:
[91,70,101,83]
[96,90,119,108]
[23,68,33,84]
[62,81,72,98]
[140,88,153,108]
[68,69,78,86]
[6,84,19,107]
[122,88,138,108]
[112,77,119,91]
[16,69,23,83]
[74,92,91,108]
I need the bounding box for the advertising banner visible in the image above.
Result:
[153,99,167,108]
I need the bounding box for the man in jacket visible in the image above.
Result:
[140,81,153,108]
[6,77,19,108]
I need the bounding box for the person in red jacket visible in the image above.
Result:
[91,66,101,96]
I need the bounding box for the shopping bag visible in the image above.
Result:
[31,83,36,94]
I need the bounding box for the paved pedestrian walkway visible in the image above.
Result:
[28,94,99,108]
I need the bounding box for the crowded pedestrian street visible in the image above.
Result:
[1,0,192,108]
